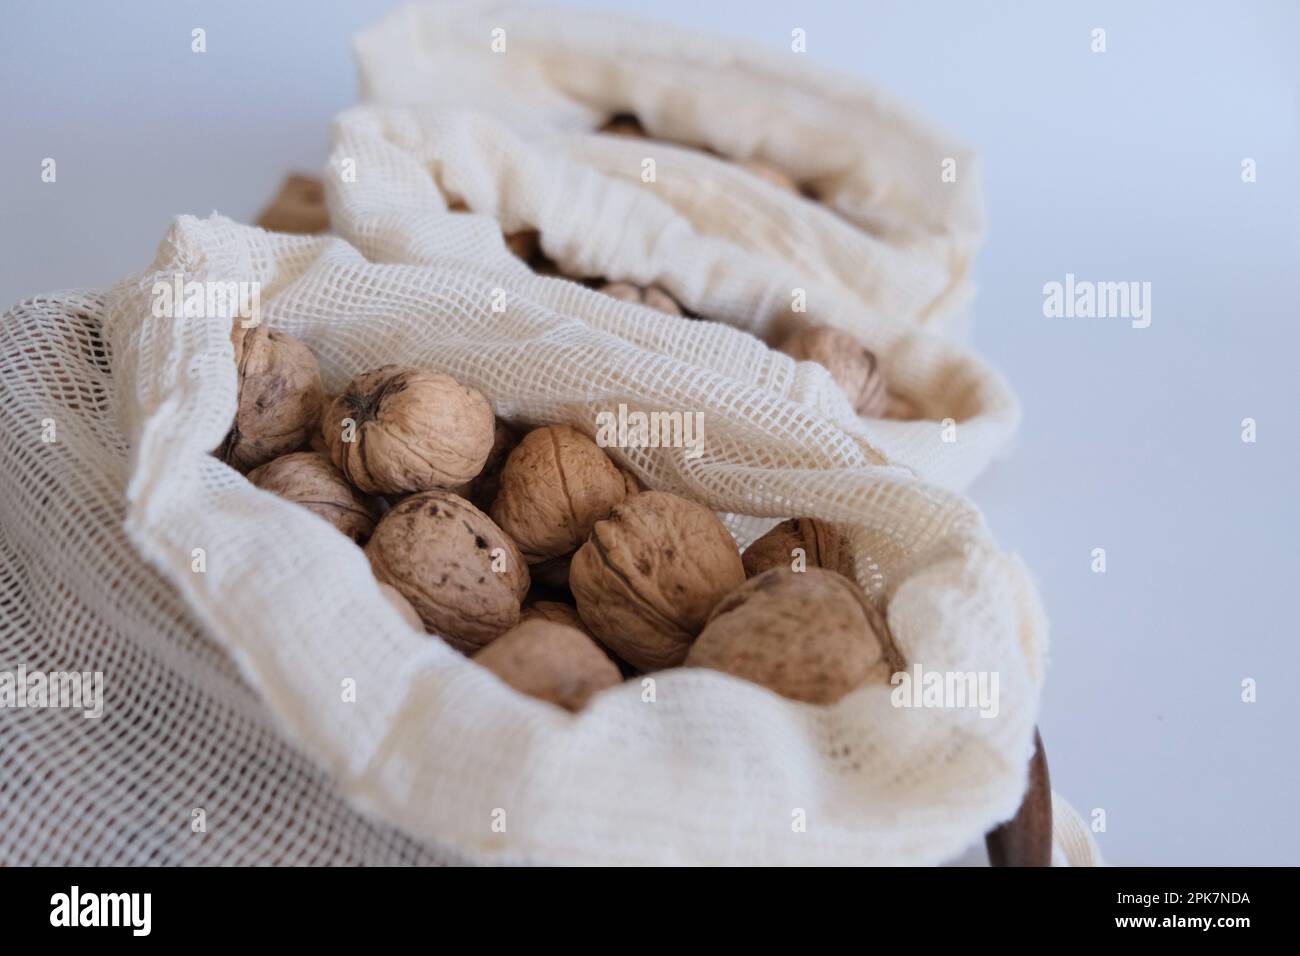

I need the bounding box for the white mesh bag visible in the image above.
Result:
[0,212,1046,865]
[356,1,984,337]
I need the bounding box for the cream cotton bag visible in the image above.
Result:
[54,212,1040,865]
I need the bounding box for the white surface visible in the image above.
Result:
[2,0,1297,865]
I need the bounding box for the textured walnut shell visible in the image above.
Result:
[218,322,324,472]
[779,325,887,418]
[246,451,379,543]
[323,366,495,496]
[473,619,621,711]
[491,425,629,564]
[366,491,529,653]
[597,281,683,317]
[687,568,894,704]
[742,518,851,579]
[570,491,745,671]
[738,158,799,194]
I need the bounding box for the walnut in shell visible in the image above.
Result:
[473,619,621,712]
[596,281,683,317]
[491,425,629,564]
[778,325,887,418]
[521,600,589,634]
[742,517,851,579]
[246,451,379,543]
[323,366,495,496]
[570,491,744,671]
[218,322,324,472]
[366,491,529,652]
[686,567,896,704]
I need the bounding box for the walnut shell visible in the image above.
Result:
[521,600,589,634]
[366,491,529,653]
[323,366,495,496]
[523,601,640,678]
[742,517,851,579]
[570,491,744,671]
[246,451,379,543]
[491,425,629,564]
[218,322,324,471]
[472,619,621,711]
[687,568,892,704]
[597,281,683,317]
[738,158,799,194]
[778,325,887,418]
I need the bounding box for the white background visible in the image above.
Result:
[2,0,1297,865]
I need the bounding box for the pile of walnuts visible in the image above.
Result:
[220,322,900,711]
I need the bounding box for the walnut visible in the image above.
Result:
[218,322,324,472]
[323,366,495,496]
[686,568,896,704]
[738,158,799,194]
[570,491,744,671]
[596,281,683,317]
[778,325,887,418]
[491,425,629,564]
[255,173,329,234]
[472,619,621,711]
[246,451,379,543]
[521,600,589,634]
[378,582,424,631]
[523,600,640,678]
[742,517,851,579]
[366,490,529,652]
